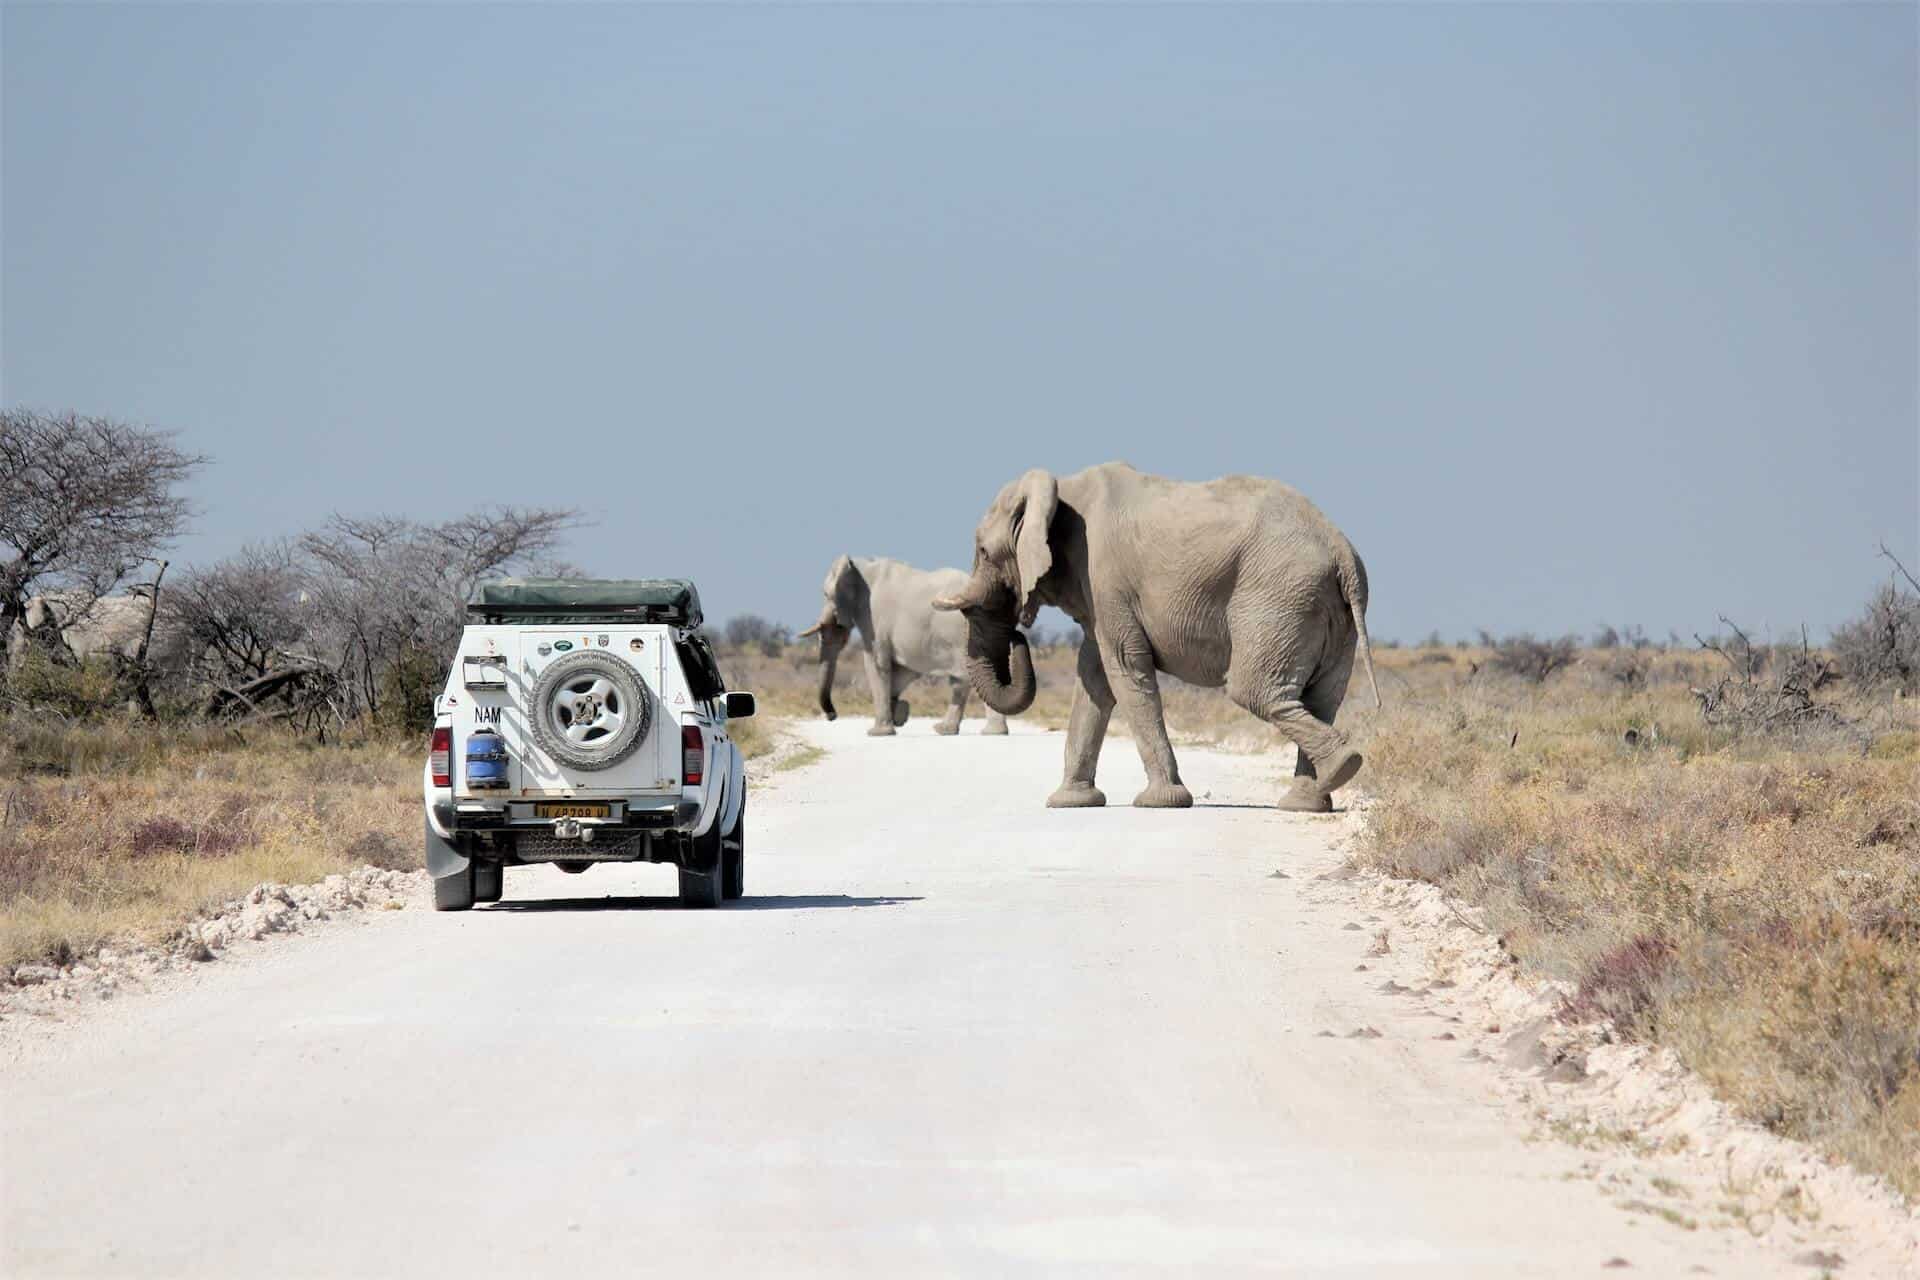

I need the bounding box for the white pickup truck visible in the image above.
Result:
[422,578,755,911]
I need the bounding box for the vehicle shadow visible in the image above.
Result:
[486,893,922,913]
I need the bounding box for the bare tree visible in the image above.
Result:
[0,409,205,665]
[1830,543,1920,694]
[298,507,581,722]
[168,541,312,684]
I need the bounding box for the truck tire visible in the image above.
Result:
[528,651,652,772]
[678,862,723,908]
[721,797,746,900]
[473,861,504,903]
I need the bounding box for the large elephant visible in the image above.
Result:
[932,462,1380,812]
[799,556,1010,737]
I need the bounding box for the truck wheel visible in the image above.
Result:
[678,824,724,909]
[678,862,723,908]
[527,650,653,772]
[473,861,504,903]
[433,863,476,911]
[722,797,746,900]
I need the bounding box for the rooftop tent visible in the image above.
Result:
[466,578,703,627]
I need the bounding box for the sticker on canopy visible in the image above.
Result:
[553,641,573,652]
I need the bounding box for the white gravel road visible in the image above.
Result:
[1,720,1842,1277]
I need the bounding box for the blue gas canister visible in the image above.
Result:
[464,728,510,790]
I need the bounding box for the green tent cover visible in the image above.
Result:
[467,578,702,626]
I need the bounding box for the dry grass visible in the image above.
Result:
[1,717,421,970]
[1350,648,1920,1199]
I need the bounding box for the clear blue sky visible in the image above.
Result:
[5,3,1914,642]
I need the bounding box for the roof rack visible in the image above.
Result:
[466,578,703,627]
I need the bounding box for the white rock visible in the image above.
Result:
[11,964,58,986]
[201,921,232,951]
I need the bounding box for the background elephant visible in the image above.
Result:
[799,556,1010,737]
[933,462,1379,811]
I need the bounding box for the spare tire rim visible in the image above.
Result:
[552,674,626,746]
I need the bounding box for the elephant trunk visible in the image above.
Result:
[816,646,839,720]
[800,603,851,720]
[964,617,1037,717]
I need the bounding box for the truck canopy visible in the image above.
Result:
[467,578,703,627]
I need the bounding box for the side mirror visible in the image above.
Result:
[724,691,757,720]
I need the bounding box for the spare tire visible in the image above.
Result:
[528,650,653,772]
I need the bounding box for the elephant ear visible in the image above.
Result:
[828,555,867,628]
[1012,469,1058,618]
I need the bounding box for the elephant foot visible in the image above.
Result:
[1276,783,1333,814]
[1047,783,1106,809]
[933,717,961,736]
[1132,781,1194,809]
[867,724,896,737]
[892,699,910,728]
[1318,747,1364,794]
[981,718,1009,736]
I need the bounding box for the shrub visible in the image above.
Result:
[1560,935,1674,1036]
[720,615,793,658]
[5,651,127,719]
[1477,632,1579,683]
[1833,581,1919,695]
[372,644,443,735]
[129,816,198,857]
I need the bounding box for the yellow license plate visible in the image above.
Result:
[535,803,610,820]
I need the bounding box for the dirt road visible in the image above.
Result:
[1,721,1835,1277]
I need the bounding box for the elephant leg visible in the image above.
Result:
[935,677,965,735]
[1101,632,1190,809]
[1232,671,1361,812]
[1049,643,1113,808]
[863,651,896,736]
[887,666,915,729]
[1282,748,1327,812]
[981,704,1009,735]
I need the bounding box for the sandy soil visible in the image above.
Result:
[1,718,1911,1277]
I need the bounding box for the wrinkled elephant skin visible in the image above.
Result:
[934,462,1380,811]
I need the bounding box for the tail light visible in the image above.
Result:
[681,725,704,785]
[429,725,451,787]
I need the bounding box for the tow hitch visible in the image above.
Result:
[551,818,595,843]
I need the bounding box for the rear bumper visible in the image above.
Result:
[447,798,698,833]
[440,798,703,866]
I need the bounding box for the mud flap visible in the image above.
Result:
[424,815,471,882]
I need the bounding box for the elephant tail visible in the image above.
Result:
[1335,543,1382,709]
